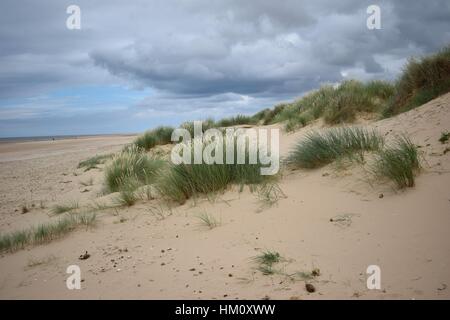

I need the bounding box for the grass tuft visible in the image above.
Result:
[134,126,174,151]
[383,45,450,117]
[196,212,220,229]
[78,154,113,171]
[104,146,165,193]
[50,201,79,215]
[254,250,282,275]
[286,127,384,168]
[0,213,96,253]
[372,136,420,188]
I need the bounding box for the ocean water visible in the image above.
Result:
[0,134,130,144]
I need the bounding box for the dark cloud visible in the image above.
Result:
[0,0,449,135]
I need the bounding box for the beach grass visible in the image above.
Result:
[104,145,165,193]
[196,212,220,229]
[0,213,96,253]
[155,152,273,203]
[254,250,282,275]
[134,126,175,151]
[286,127,384,168]
[50,201,79,215]
[383,46,450,117]
[372,136,420,188]
[78,154,113,171]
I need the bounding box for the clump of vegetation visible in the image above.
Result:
[258,80,394,131]
[439,131,450,144]
[196,212,220,229]
[104,146,165,193]
[322,80,388,124]
[286,127,384,168]
[254,251,282,275]
[115,180,139,207]
[0,213,96,253]
[256,182,286,210]
[383,46,450,117]
[50,201,79,215]
[78,154,113,171]
[372,136,420,189]
[155,139,274,203]
[216,114,256,127]
[134,126,175,151]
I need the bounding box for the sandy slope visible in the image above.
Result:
[0,94,449,299]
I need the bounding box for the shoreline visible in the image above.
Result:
[0,133,138,144]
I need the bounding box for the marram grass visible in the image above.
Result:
[104,145,165,193]
[286,127,384,169]
[0,213,96,253]
[372,136,420,188]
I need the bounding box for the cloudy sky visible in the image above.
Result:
[0,0,449,137]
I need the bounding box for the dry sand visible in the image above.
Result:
[0,94,450,300]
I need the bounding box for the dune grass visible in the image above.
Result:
[286,127,384,169]
[78,154,113,171]
[0,213,96,253]
[155,146,273,203]
[115,181,139,207]
[254,251,282,275]
[383,46,450,117]
[196,212,220,229]
[216,114,257,127]
[372,136,420,188]
[256,80,395,131]
[256,182,286,210]
[134,126,175,151]
[104,146,165,193]
[50,201,79,215]
[155,132,276,203]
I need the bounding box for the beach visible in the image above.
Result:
[0,94,449,299]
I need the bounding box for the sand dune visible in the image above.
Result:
[0,94,449,299]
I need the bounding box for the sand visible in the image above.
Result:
[0,94,449,299]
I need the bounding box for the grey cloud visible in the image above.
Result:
[1,0,450,136]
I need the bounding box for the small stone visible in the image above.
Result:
[305,283,316,293]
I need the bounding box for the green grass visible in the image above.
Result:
[254,251,281,265]
[383,46,450,117]
[261,80,394,131]
[115,181,139,207]
[104,146,165,193]
[50,201,79,215]
[196,212,220,229]
[155,135,274,203]
[156,158,272,204]
[78,154,113,171]
[286,127,384,168]
[439,131,449,144]
[254,250,282,275]
[0,213,96,253]
[372,136,420,189]
[216,114,256,127]
[134,126,175,151]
